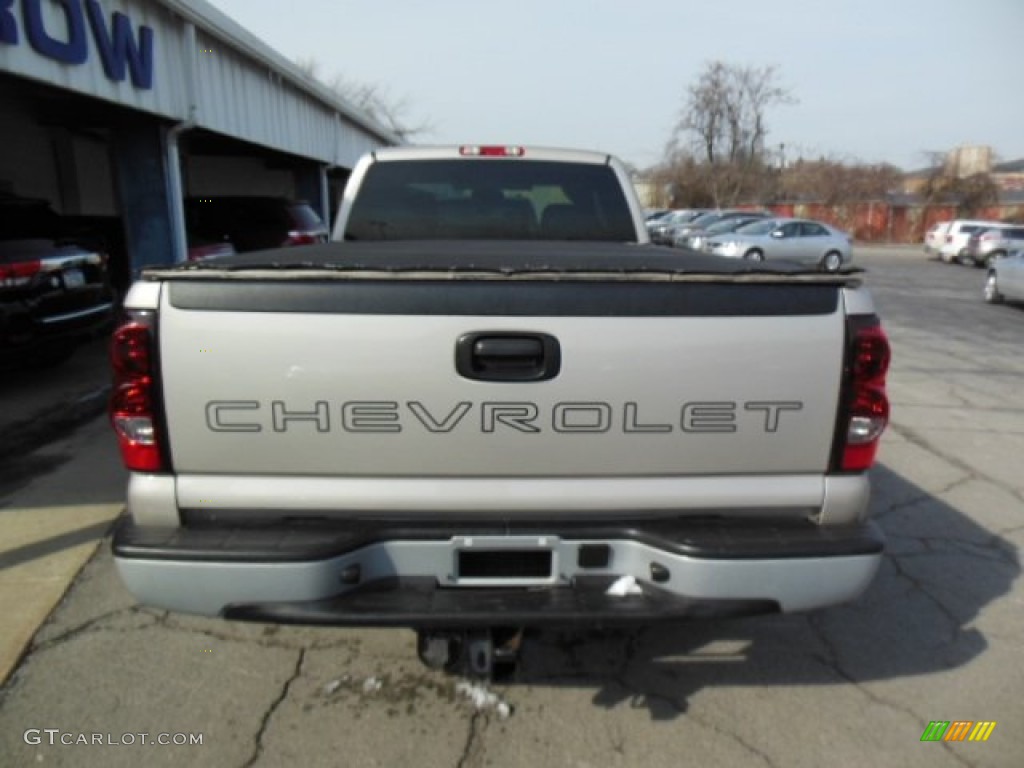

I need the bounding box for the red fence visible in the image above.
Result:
[764,202,1024,243]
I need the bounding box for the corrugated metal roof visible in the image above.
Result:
[190,28,385,166]
[157,0,401,156]
[0,0,400,166]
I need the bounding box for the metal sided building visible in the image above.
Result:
[0,0,400,290]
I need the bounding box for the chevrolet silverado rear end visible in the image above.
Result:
[109,147,890,675]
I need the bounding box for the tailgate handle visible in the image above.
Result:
[456,333,561,382]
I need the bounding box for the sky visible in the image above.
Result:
[203,0,1024,172]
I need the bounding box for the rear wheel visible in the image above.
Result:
[985,251,1005,268]
[984,272,1003,304]
[822,251,843,272]
[744,249,764,262]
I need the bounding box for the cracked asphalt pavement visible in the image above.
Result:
[0,247,1021,767]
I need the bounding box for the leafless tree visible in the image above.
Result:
[294,58,432,142]
[781,157,903,205]
[665,61,794,206]
[916,149,999,216]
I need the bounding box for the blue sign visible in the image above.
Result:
[0,0,154,90]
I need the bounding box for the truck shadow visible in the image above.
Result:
[511,463,1018,720]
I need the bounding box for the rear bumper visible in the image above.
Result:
[113,517,884,626]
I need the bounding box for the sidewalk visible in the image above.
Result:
[0,338,121,684]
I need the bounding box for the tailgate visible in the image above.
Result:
[158,277,845,478]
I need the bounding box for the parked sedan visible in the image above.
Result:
[669,209,769,248]
[706,217,853,271]
[677,215,769,251]
[1,195,116,368]
[647,208,696,244]
[649,209,706,244]
[984,249,1024,304]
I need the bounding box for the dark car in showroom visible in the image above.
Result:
[0,195,116,368]
[184,196,328,253]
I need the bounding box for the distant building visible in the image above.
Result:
[902,145,1024,199]
[945,145,993,178]
[992,158,1024,197]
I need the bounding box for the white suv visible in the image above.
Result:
[938,219,1003,264]
[923,221,950,258]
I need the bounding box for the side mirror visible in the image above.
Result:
[771,230,784,239]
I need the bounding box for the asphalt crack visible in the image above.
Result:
[885,528,1018,568]
[917,536,1017,568]
[157,616,361,654]
[875,473,972,519]
[889,422,1024,505]
[885,555,963,640]
[455,710,486,768]
[683,709,780,768]
[29,607,156,654]
[241,648,305,768]
[805,615,975,768]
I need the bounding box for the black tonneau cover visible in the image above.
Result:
[144,241,862,285]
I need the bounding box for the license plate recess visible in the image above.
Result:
[449,536,560,587]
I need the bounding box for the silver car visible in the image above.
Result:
[679,215,768,251]
[707,217,853,271]
[649,209,704,245]
[668,209,765,248]
[937,219,1002,264]
[984,249,1024,304]
[964,225,1024,268]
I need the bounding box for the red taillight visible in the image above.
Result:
[111,322,152,377]
[284,231,319,246]
[459,145,526,157]
[110,313,164,472]
[851,324,890,381]
[840,319,890,472]
[0,259,42,287]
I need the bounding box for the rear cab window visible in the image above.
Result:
[343,160,637,242]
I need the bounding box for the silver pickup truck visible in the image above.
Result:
[109,146,890,676]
